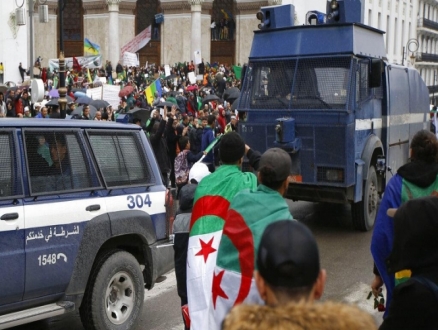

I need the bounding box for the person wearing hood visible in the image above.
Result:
[370,129,438,315]
[380,196,438,330]
[217,105,226,134]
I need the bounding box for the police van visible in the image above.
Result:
[0,119,174,329]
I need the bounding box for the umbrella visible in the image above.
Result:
[128,107,151,127]
[5,81,16,88]
[76,95,93,105]
[90,99,110,109]
[46,96,74,106]
[71,105,98,118]
[165,74,178,79]
[186,85,198,92]
[72,88,86,93]
[156,101,179,110]
[202,94,221,104]
[223,87,240,100]
[74,91,86,97]
[49,89,59,98]
[225,90,240,103]
[119,85,134,98]
[231,96,241,111]
[0,85,7,94]
[168,91,178,97]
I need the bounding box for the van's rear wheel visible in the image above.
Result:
[351,166,378,231]
[80,250,144,330]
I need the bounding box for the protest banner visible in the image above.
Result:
[123,52,139,67]
[121,26,151,57]
[188,72,196,84]
[164,65,171,77]
[86,86,103,100]
[49,55,102,71]
[194,50,202,65]
[103,85,121,109]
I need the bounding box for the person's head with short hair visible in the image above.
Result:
[201,116,208,128]
[83,106,90,118]
[41,107,48,118]
[49,134,68,169]
[257,148,292,195]
[94,111,102,121]
[178,136,190,151]
[410,129,438,163]
[207,114,216,128]
[219,132,245,165]
[255,220,326,306]
[101,112,109,121]
[133,117,141,126]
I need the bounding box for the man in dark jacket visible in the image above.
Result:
[147,108,171,186]
[189,117,204,155]
[201,114,216,172]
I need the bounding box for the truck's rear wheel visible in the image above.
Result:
[352,166,378,231]
[80,250,144,330]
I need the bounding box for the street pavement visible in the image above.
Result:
[10,200,384,330]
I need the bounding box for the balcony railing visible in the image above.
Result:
[418,18,438,32]
[416,53,438,63]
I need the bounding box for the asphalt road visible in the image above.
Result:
[9,200,384,330]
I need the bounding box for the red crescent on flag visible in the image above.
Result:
[190,196,230,231]
[222,209,254,306]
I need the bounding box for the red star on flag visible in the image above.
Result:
[212,269,229,308]
[195,237,217,263]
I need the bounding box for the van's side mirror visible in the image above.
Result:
[369,59,383,88]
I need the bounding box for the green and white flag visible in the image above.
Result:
[187,165,257,330]
[211,185,294,328]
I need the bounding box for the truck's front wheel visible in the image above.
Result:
[80,250,144,330]
[351,166,378,231]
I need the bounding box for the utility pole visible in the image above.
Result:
[29,0,34,78]
[58,0,67,119]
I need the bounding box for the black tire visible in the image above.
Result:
[351,166,378,231]
[80,250,144,330]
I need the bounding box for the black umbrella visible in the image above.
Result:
[168,91,178,97]
[90,99,110,110]
[223,87,240,101]
[72,88,86,93]
[165,74,178,79]
[71,105,98,118]
[231,96,242,111]
[128,107,151,127]
[156,101,179,110]
[225,90,240,103]
[76,95,93,105]
[202,94,221,105]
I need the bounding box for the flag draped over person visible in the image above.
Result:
[187,133,259,330]
[211,184,294,328]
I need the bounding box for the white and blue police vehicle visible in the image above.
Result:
[0,119,174,329]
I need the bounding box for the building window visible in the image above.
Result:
[62,0,83,41]
[211,0,235,41]
[136,0,160,40]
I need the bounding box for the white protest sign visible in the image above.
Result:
[194,50,202,65]
[86,86,103,100]
[123,52,138,67]
[99,77,107,84]
[196,75,203,81]
[103,85,121,109]
[164,65,171,77]
[188,72,196,84]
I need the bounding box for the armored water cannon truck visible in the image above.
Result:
[238,0,430,231]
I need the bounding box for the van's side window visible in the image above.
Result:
[24,131,100,194]
[0,132,22,198]
[87,131,153,188]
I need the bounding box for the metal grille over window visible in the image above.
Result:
[0,132,22,198]
[25,131,99,194]
[356,60,370,103]
[242,57,352,110]
[88,132,153,188]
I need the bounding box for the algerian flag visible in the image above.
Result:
[210,184,293,328]
[187,165,257,330]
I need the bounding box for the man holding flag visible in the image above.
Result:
[210,148,294,328]
[187,132,261,330]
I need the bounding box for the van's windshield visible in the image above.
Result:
[240,56,353,110]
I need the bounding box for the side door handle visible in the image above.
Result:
[1,213,19,221]
[86,204,101,212]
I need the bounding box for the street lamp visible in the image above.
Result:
[402,38,419,66]
[58,0,67,119]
